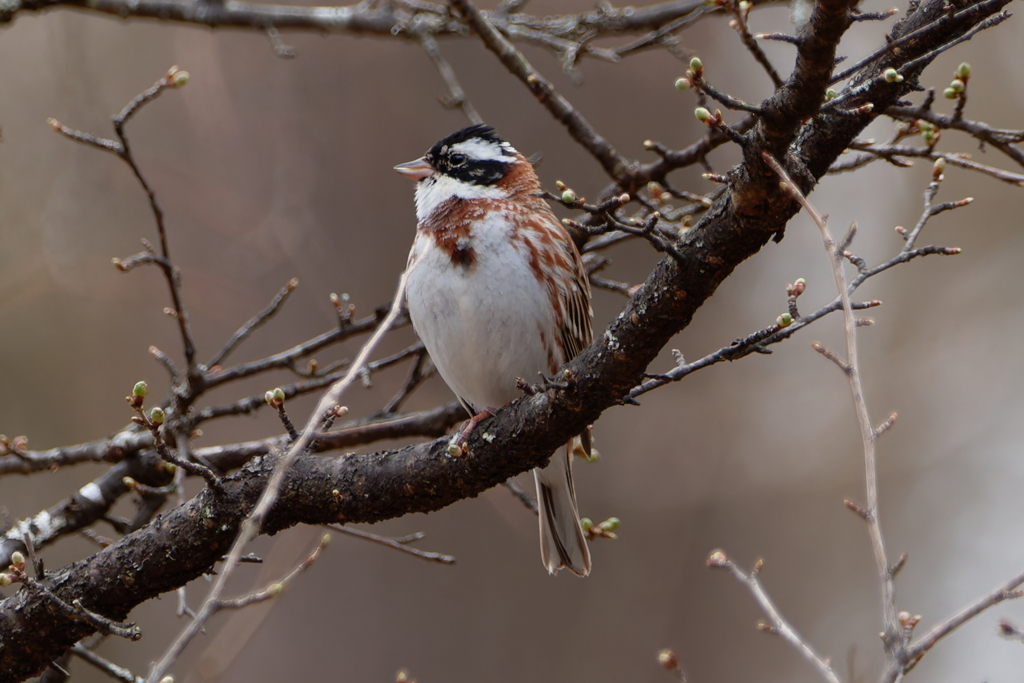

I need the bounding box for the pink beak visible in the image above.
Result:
[394,157,435,180]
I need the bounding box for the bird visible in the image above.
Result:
[395,124,593,576]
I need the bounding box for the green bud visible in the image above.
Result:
[824,88,837,102]
[132,381,148,398]
[943,87,958,100]
[600,517,620,531]
[579,517,593,532]
[268,582,285,597]
[689,56,703,72]
[149,406,166,425]
[674,77,691,91]
[168,67,190,88]
[956,62,971,79]
[561,189,577,204]
[883,68,903,83]
[933,157,946,173]
[122,476,136,489]
[0,573,12,587]
[949,78,965,93]
[777,313,793,328]
[10,551,24,565]
[321,534,331,546]
[694,107,713,124]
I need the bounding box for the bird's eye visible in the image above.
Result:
[449,153,468,168]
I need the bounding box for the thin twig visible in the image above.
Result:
[145,272,409,683]
[902,569,1024,674]
[707,551,840,683]
[503,478,539,515]
[325,524,456,564]
[208,278,300,369]
[70,643,142,683]
[418,32,483,124]
[762,152,899,665]
[451,0,634,185]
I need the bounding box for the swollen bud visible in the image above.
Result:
[561,189,577,204]
[167,66,190,88]
[956,62,971,79]
[0,573,12,587]
[949,78,965,93]
[883,68,903,83]
[943,87,958,99]
[658,649,679,670]
[10,551,24,566]
[694,107,713,124]
[674,77,691,91]
[689,56,703,73]
[777,313,793,328]
[149,407,166,426]
[133,381,148,398]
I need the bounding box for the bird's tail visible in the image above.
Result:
[535,441,591,577]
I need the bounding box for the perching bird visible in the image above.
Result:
[396,124,593,576]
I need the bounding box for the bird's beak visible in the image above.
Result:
[394,157,435,180]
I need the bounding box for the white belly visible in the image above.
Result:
[406,219,560,412]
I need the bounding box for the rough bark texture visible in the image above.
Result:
[0,0,1011,677]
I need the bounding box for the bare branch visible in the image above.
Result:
[764,152,900,660]
[207,278,300,369]
[707,551,841,683]
[325,524,456,564]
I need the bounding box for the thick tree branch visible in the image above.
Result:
[0,0,1012,677]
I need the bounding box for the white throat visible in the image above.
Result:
[414,175,508,223]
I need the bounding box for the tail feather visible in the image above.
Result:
[535,442,591,577]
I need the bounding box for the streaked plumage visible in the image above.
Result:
[397,124,593,576]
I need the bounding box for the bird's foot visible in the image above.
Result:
[448,408,493,457]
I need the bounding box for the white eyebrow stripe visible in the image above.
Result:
[449,138,516,163]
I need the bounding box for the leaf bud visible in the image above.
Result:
[149,406,166,426]
[674,77,691,91]
[776,312,793,328]
[883,68,903,83]
[561,189,577,204]
[0,573,11,587]
[133,381,148,398]
[949,78,965,93]
[167,66,189,87]
[694,107,713,124]
[689,56,703,72]
[943,87,958,99]
[956,62,971,79]
[657,649,679,670]
[707,549,728,567]
[10,551,24,566]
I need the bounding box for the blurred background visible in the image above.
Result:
[1,1,1023,681]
